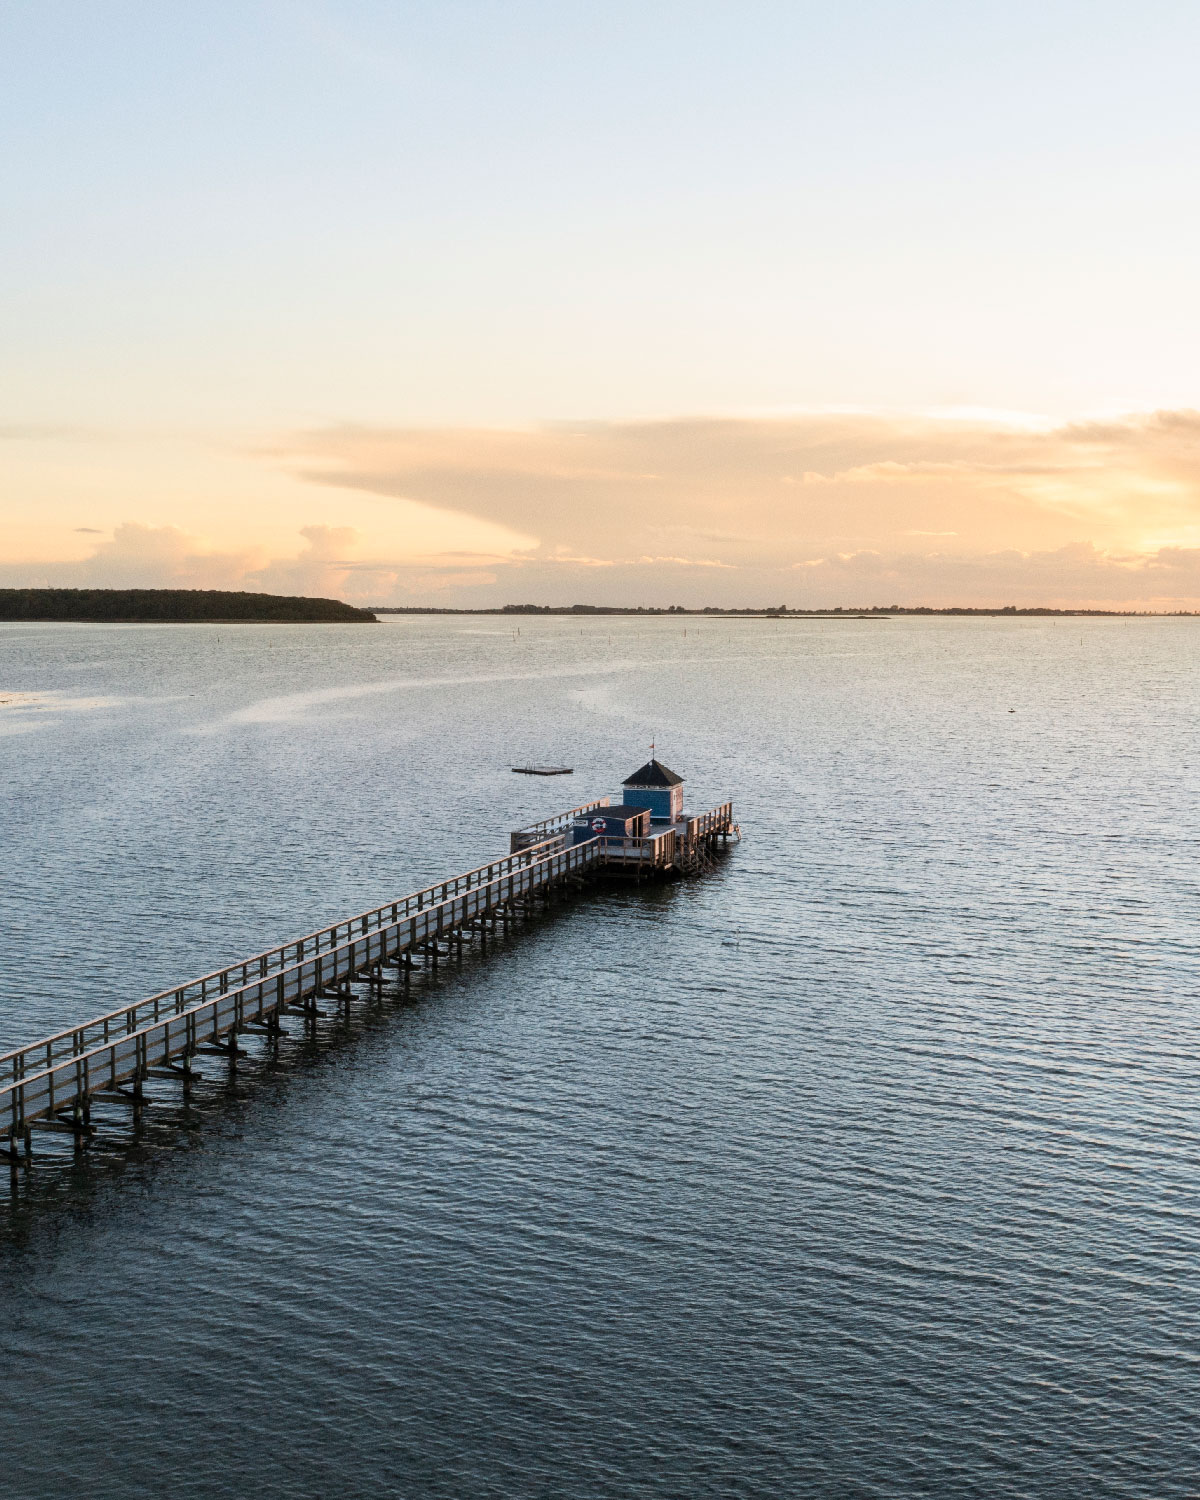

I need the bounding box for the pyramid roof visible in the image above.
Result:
[622,758,683,788]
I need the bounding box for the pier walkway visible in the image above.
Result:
[2,790,735,1164]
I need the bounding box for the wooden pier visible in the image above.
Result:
[1,793,736,1165]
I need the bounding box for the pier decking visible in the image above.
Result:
[3,785,735,1165]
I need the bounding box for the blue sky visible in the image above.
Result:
[4,2,1200,604]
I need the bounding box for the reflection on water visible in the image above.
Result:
[2,616,1199,1499]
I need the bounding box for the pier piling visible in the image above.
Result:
[1,792,734,1156]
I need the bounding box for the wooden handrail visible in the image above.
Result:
[0,832,568,1077]
[2,838,604,1126]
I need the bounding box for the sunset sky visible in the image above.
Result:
[5,2,1200,608]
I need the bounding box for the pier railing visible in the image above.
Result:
[3,837,605,1137]
[688,803,734,840]
[0,833,571,1089]
[510,799,609,852]
[599,830,678,868]
[597,804,733,869]
[1,793,736,1148]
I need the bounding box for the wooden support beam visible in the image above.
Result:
[0,820,667,1148]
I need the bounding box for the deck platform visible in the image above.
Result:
[2,793,736,1162]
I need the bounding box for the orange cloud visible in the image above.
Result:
[9,411,1200,608]
[265,408,1200,605]
[0,522,268,590]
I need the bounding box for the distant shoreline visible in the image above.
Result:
[2,590,1190,623]
[371,604,1194,618]
[0,589,377,624]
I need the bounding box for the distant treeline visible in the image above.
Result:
[0,589,377,624]
[370,603,1186,618]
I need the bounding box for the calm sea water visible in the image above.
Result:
[1,615,1199,1498]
